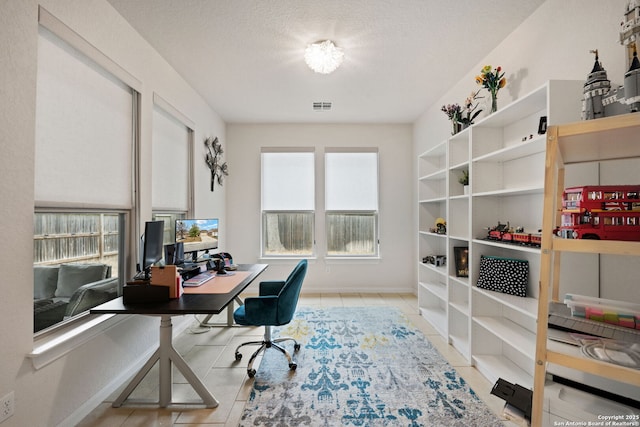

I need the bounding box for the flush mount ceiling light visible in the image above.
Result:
[304,40,344,74]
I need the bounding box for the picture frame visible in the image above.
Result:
[538,116,548,135]
[454,246,469,277]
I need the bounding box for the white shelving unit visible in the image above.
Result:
[531,113,640,426]
[417,80,584,381]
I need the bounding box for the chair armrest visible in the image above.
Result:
[243,295,279,324]
[259,280,285,296]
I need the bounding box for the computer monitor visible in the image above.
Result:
[140,220,164,280]
[164,241,184,265]
[175,218,219,261]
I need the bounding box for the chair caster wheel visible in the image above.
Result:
[289,362,297,371]
[247,369,256,378]
[294,343,301,351]
[235,353,242,361]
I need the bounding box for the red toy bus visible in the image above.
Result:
[556,185,640,241]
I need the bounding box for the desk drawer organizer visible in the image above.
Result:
[564,294,640,330]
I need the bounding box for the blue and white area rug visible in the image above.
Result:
[239,307,501,426]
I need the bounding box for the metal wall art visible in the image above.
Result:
[205,136,228,192]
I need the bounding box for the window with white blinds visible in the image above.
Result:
[151,102,191,212]
[34,26,134,208]
[33,9,138,333]
[261,149,315,256]
[325,149,379,257]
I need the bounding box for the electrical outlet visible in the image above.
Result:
[0,391,14,423]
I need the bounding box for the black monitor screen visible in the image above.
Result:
[175,218,219,258]
[142,220,164,278]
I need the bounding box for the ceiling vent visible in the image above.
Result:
[313,102,332,111]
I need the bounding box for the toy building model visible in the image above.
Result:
[582,0,640,119]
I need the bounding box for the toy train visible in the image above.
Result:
[486,222,541,247]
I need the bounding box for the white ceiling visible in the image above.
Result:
[107,0,546,123]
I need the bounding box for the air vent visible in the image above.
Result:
[313,102,332,111]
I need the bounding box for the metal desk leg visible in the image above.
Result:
[112,315,219,408]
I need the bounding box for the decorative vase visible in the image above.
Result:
[452,121,462,135]
[490,92,498,113]
[463,185,469,195]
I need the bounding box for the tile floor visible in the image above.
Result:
[77,293,518,426]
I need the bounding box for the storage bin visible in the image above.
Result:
[564,294,640,330]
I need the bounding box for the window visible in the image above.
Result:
[151,95,194,247]
[152,95,193,215]
[325,149,379,257]
[152,212,186,246]
[33,211,126,333]
[261,149,315,256]
[33,11,139,333]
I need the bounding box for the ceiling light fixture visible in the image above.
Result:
[304,40,344,74]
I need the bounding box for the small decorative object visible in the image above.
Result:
[459,90,483,128]
[476,255,528,297]
[204,136,228,192]
[458,169,469,194]
[441,103,462,135]
[454,247,469,277]
[476,65,506,113]
[538,116,548,134]
[582,1,640,120]
[435,217,446,234]
[422,255,446,267]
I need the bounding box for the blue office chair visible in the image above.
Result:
[233,259,307,377]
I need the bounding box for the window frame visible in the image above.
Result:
[324,148,380,258]
[260,148,316,258]
[33,7,140,338]
[33,208,130,336]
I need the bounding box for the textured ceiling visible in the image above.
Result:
[107,0,546,123]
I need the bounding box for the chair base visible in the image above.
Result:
[234,326,300,378]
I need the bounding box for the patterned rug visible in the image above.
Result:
[239,307,501,426]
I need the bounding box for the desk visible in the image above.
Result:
[90,263,267,408]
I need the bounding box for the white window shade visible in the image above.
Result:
[261,151,315,211]
[325,151,378,210]
[152,105,190,211]
[34,27,133,208]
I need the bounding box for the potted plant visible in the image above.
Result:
[459,170,469,195]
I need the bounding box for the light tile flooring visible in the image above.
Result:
[78,293,518,426]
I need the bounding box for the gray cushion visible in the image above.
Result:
[64,277,118,317]
[34,266,59,299]
[55,264,108,298]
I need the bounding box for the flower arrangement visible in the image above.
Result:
[476,65,506,113]
[441,103,462,121]
[459,90,482,127]
[441,103,463,135]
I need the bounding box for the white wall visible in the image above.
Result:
[225,124,414,293]
[0,1,225,426]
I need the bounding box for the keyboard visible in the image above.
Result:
[183,271,215,287]
[548,302,640,343]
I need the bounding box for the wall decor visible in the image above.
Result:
[205,136,228,191]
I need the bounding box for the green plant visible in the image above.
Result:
[458,170,469,186]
